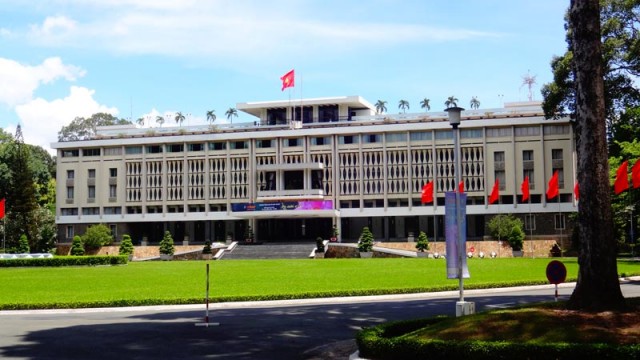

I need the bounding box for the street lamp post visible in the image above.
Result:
[445,106,475,316]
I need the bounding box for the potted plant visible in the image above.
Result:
[245,225,255,243]
[202,240,213,260]
[330,225,339,242]
[415,231,429,257]
[159,230,175,260]
[119,234,135,261]
[358,226,374,258]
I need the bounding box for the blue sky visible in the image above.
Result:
[0,0,569,153]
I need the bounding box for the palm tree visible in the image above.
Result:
[155,115,165,127]
[470,96,481,110]
[445,96,459,108]
[398,100,410,114]
[206,110,216,124]
[225,108,238,123]
[420,98,431,111]
[374,100,387,114]
[174,112,185,127]
[136,117,144,127]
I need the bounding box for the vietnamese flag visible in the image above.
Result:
[574,182,580,201]
[0,198,4,219]
[421,181,434,204]
[521,176,530,202]
[488,179,500,204]
[614,160,629,195]
[458,180,464,193]
[280,69,295,91]
[631,159,640,189]
[546,171,559,200]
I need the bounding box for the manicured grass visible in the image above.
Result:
[1,258,639,309]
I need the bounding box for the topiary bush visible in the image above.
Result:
[316,237,325,252]
[81,224,113,249]
[202,240,212,254]
[17,234,30,253]
[70,235,85,256]
[358,226,374,252]
[159,231,175,255]
[415,231,429,252]
[119,234,134,256]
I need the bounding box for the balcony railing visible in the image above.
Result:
[257,189,324,201]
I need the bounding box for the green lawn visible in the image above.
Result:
[1,258,639,309]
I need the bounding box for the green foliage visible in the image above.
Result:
[81,224,113,249]
[58,113,131,141]
[159,231,175,255]
[70,235,85,256]
[331,225,339,238]
[358,227,374,252]
[488,214,525,251]
[415,231,429,252]
[119,234,134,256]
[202,240,212,254]
[0,255,127,268]
[17,234,30,253]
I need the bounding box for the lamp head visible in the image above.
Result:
[445,107,465,126]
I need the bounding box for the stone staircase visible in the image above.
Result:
[221,242,315,260]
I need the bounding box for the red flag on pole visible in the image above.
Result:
[280,69,295,91]
[521,176,530,202]
[421,181,434,204]
[0,198,5,220]
[458,180,464,193]
[488,179,500,204]
[631,159,640,189]
[546,171,559,200]
[614,160,629,195]
[574,182,579,201]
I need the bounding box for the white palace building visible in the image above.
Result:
[52,96,577,245]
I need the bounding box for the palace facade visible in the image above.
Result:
[52,96,576,244]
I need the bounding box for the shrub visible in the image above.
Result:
[316,237,324,252]
[81,224,113,249]
[0,255,127,268]
[119,234,134,256]
[202,241,212,254]
[358,227,374,252]
[415,231,429,252]
[18,234,30,253]
[159,231,175,255]
[488,214,525,251]
[70,235,85,256]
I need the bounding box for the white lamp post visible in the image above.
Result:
[445,106,475,316]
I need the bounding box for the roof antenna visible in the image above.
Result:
[521,70,537,101]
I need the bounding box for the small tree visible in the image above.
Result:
[488,214,525,251]
[17,234,30,253]
[316,237,325,253]
[330,225,339,241]
[202,240,212,254]
[119,234,134,256]
[81,224,113,249]
[508,224,525,252]
[70,235,85,256]
[159,231,175,255]
[358,226,374,252]
[415,231,429,252]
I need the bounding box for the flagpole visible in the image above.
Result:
[528,196,533,258]
[558,192,563,255]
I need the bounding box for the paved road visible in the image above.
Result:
[2,281,640,360]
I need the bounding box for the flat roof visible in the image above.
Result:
[237,95,376,117]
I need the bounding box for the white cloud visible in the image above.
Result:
[15,86,118,153]
[0,57,85,107]
[29,15,77,41]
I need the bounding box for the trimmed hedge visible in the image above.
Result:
[0,255,128,267]
[356,317,640,360]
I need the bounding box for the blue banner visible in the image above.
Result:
[445,192,470,279]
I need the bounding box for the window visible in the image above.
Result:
[522,150,535,189]
[555,214,566,230]
[146,145,162,154]
[82,148,100,156]
[109,168,117,177]
[230,141,247,150]
[552,149,564,188]
[209,142,226,151]
[285,138,301,147]
[524,214,536,231]
[257,139,272,148]
[312,170,323,190]
[109,224,117,239]
[103,207,122,215]
[410,131,432,141]
[67,170,75,179]
[460,129,482,138]
[435,130,453,140]
[284,171,303,190]
[486,128,512,137]
[515,126,541,137]
[494,151,506,190]
[104,147,122,156]
[66,226,74,240]
[62,149,79,157]
[166,144,184,153]
[339,135,359,144]
[188,143,204,152]
[311,137,331,146]
[109,185,117,198]
[61,208,78,216]
[66,187,74,200]
[125,146,142,155]
[363,134,381,144]
[544,125,570,135]
[82,207,100,215]
[88,186,96,199]
[88,169,96,178]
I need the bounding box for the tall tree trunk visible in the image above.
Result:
[568,0,625,311]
